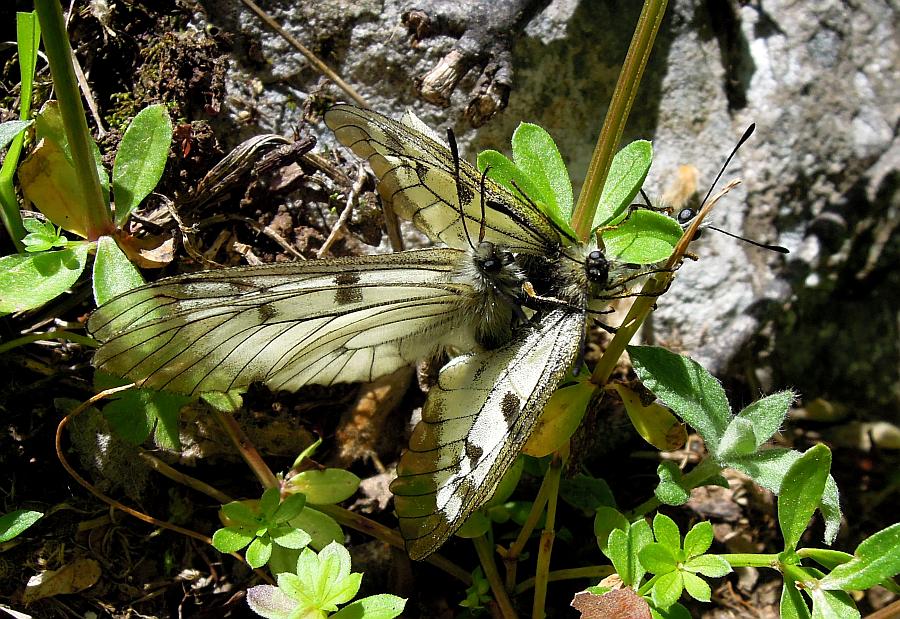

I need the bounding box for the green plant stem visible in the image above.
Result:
[0,330,98,354]
[719,553,780,569]
[514,565,615,595]
[532,451,564,619]
[34,0,112,240]
[473,534,519,619]
[314,504,471,585]
[570,0,669,240]
[209,406,279,489]
[1,12,41,251]
[625,457,722,520]
[503,468,553,590]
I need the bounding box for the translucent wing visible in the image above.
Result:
[391,308,584,559]
[89,248,479,395]
[325,104,572,255]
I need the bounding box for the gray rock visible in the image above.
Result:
[202,0,898,416]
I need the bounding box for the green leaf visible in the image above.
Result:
[818,522,900,592]
[594,506,629,554]
[113,104,173,225]
[629,346,731,454]
[102,388,188,449]
[16,12,40,120]
[640,542,678,575]
[21,217,65,252]
[0,244,89,313]
[655,462,690,506]
[649,601,692,619]
[272,526,312,551]
[652,513,682,553]
[287,469,360,505]
[651,570,684,610]
[222,500,260,525]
[602,210,682,264]
[317,542,358,609]
[259,487,282,518]
[292,438,323,469]
[246,583,299,619]
[212,526,255,553]
[0,120,33,151]
[684,554,731,578]
[723,448,842,544]
[511,123,574,223]
[683,521,714,558]
[561,474,615,512]
[808,588,859,619]
[781,581,812,619]
[454,509,491,539]
[0,509,43,542]
[607,519,653,586]
[274,493,307,523]
[682,572,711,602]
[735,391,794,447]
[779,444,832,552]
[593,140,653,229]
[92,236,144,305]
[717,417,759,458]
[246,535,273,568]
[330,594,406,619]
[201,390,244,413]
[289,507,343,550]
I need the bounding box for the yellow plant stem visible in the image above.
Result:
[315,504,472,585]
[570,0,670,240]
[502,467,553,590]
[531,447,567,619]
[473,534,519,619]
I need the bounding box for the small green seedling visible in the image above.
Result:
[246,541,406,619]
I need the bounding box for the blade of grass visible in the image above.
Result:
[570,0,669,240]
[0,12,42,251]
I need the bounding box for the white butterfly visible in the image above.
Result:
[90,104,633,560]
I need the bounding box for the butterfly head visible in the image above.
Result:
[585,250,610,287]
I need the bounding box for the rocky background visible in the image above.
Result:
[200,0,898,423]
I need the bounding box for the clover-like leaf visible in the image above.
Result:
[271,526,312,550]
[246,535,274,568]
[330,594,406,619]
[651,570,683,610]
[681,572,711,602]
[273,493,306,523]
[639,542,678,575]
[212,526,256,553]
[652,513,682,554]
[259,487,282,518]
[684,554,731,579]
[0,509,42,543]
[602,210,681,264]
[683,521,714,559]
[818,522,900,592]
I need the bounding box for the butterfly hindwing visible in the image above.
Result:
[391,308,584,560]
[325,104,571,255]
[89,248,481,395]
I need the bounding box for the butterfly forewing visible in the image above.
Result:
[90,248,481,395]
[391,308,584,560]
[325,105,571,255]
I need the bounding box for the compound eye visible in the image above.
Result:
[677,207,696,224]
[588,249,604,261]
[482,258,501,273]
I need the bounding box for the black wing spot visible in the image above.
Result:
[501,391,521,424]
[334,272,363,305]
[465,442,484,470]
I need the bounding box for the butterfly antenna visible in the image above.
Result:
[640,188,653,208]
[447,128,476,251]
[704,225,789,253]
[699,123,755,209]
[681,124,788,254]
[478,165,491,243]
